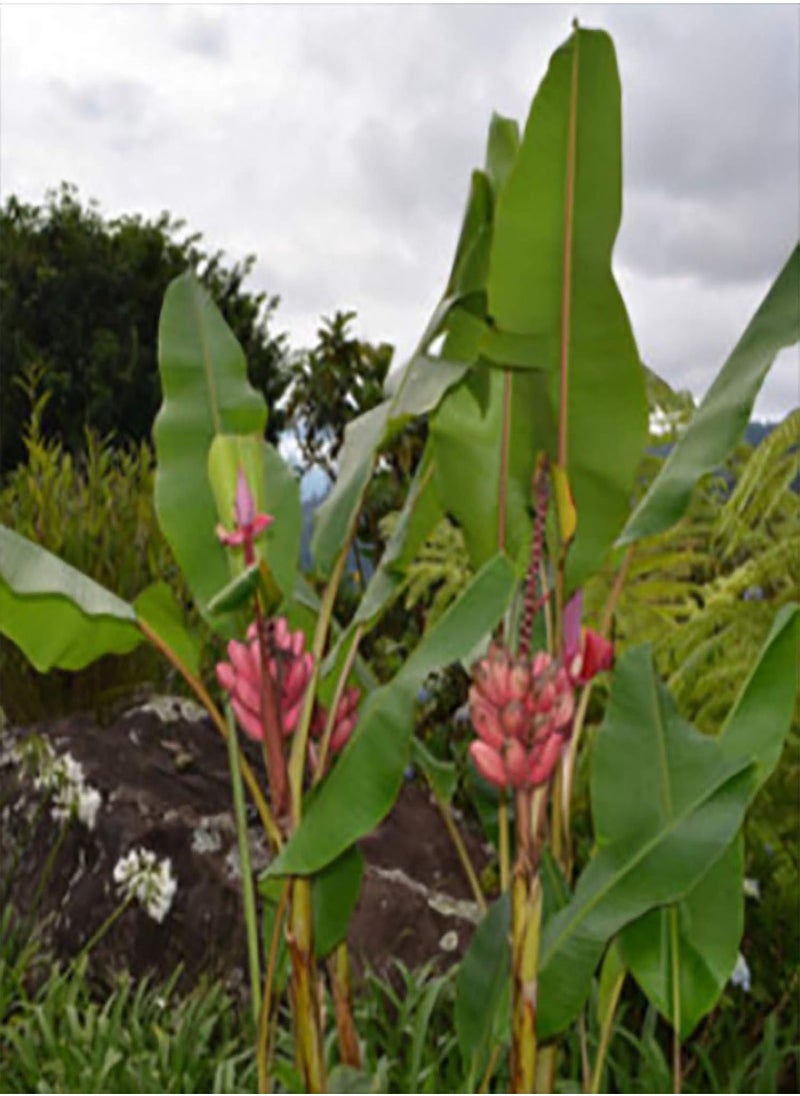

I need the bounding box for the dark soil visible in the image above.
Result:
[0,698,491,992]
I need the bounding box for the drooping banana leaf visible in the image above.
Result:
[619,604,799,1037]
[0,524,142,671]
[620,245,800,545]
[536,644,756,1039]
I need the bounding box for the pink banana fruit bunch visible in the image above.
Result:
[468,645,575,790]
[216,617,359,757]
[468,607,612,791]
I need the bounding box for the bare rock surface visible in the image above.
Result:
[0,698,489,990]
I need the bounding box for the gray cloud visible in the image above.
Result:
[49,78,149,128]
[2,4,797,421]
[617,185,797,287]
[170,11,229,60]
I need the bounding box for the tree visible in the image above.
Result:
[0,184,289,473]
[283,310,392,481]
[284,311,426,573]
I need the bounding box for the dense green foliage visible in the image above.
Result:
[0,185,288,474]
[0,371,212,725]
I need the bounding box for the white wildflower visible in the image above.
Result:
[53,783,102,831]
[113,847,177,923]
[730,951,751,993]
[438,930,459,953]
[21,740,102,832]
[743,876,761,901]
[192,822,223,855]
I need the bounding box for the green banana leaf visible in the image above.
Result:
[620,245,800,545]
[455,892,511,1072]
[154,273,267,630]
[311,355,469,579]
[353,443,443,628]
[536,644,756,1039]
[454,847,569,1073]
[0,525,142,671]
[431,27,647,586]
[619,604,799,1037]
[720,603,799,782]
[133,581,201,679]
[312,845,364,959]
[267,553,517,876]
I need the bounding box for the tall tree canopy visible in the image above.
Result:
[0,184,288,473]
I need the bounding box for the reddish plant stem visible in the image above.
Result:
[498,369,513,554]
[558,25,580,471]
[496,369,514,643]
[328,943,362,1069]
[239,537,289,821]
[137,619,281,851]
[252,600,289,822]
[519,459,550,658]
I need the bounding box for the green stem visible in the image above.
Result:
[432,791,486,913]
[479,1044,503,1093]
[287,543,350,822]
[32,816,69,913]
[578,1012,591,1093]
[313,622,364,785]
[12,813,70,978]
[3,793,48,911]
[536,1044,558,1094]
[257,880,290,1094]
[510,866,542,1093]
[670,906,682,1094]
[225,702,263,1029]
[498,368,513,556]
[589,967,626,1094]
[559,684,592,873]
[498,791,510,893]
[71,895,132,973]
[562,544,633,874]
[288,877,327,1093]
[540,560,553,655]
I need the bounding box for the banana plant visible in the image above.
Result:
[1,19,798,1096]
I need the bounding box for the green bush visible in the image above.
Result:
[0,369,216,726]
[0,184,288,475]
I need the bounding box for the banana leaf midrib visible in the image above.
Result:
[540,754,753,965]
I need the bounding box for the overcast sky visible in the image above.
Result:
[2,3,798,418]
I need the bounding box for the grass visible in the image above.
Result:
[0,909,257,1094]
[2,894,797,1095]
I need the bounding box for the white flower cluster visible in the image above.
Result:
[17,737,102,831]
[113,847,177,924]
[730,951,751,993]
